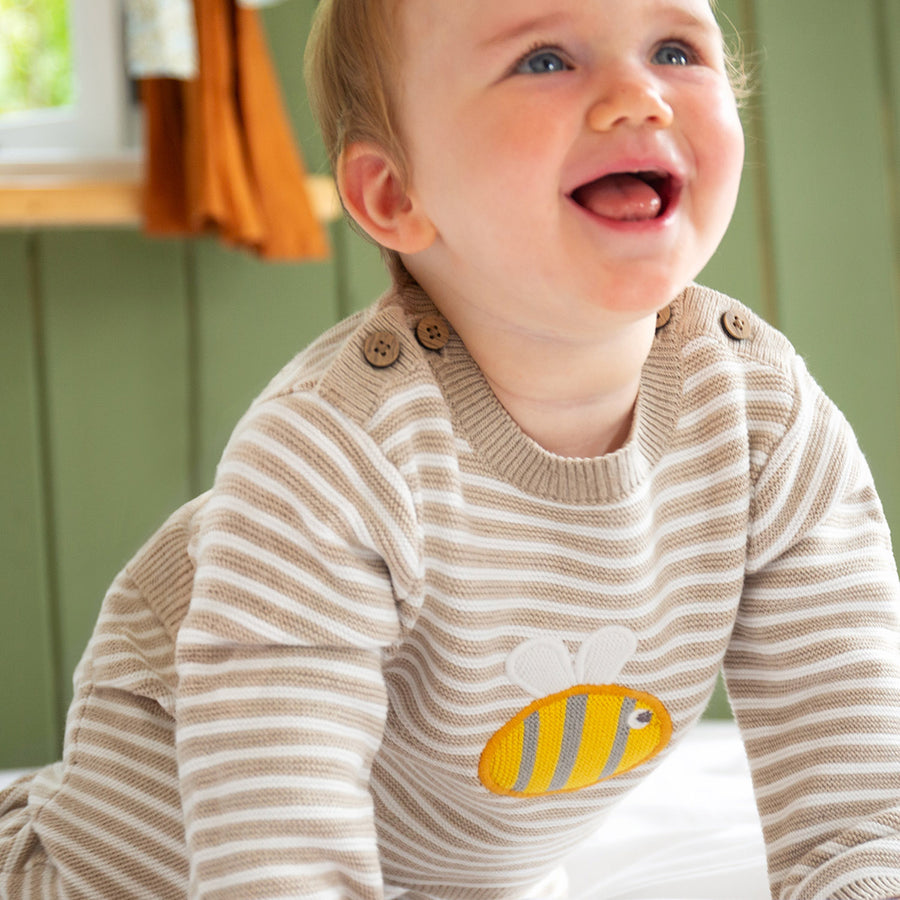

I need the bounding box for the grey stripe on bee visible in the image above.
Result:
[547,693,589,791]
[597,696,637,781]
[512,711,540,792]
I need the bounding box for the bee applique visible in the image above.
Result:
[478,627,672,797]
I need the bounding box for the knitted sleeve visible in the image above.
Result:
[174,392,420,899]
[725,355,900,900]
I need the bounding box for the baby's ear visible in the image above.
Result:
[337,142,436,254]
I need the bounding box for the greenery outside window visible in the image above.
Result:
[0,0,139,168]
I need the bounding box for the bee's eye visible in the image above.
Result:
[628,709,653,729]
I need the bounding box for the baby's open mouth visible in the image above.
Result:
[570,171,676,222]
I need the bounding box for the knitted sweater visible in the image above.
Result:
[2,283,899,900]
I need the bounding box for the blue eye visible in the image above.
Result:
[515,48,570,75]
[653,43,692,66]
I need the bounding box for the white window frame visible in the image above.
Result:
[0,0,140,170]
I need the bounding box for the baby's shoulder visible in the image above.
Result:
[237,290,448,441]
[672,284,850,463]
[674,283,797,377]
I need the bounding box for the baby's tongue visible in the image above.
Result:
[573,173,662,221]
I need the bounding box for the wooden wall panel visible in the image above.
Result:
[333,220,391,317]
[37,231,192,704]
[192,241,340,488]
[878,0,900,552]
[755,0,900,541]
[878,0,900,337]
[0,233,58,766]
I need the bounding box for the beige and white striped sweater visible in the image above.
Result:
[1,283,899,900]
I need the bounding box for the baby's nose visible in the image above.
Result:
[586,74,674,132]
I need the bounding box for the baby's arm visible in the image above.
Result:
[173,394,417,899]
[726,356,900,900]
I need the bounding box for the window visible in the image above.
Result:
[0,0,74,115]
[0,0,139,166]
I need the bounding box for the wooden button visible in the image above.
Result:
[416,314,450,350]
[655,306,672,331]
[364,331,401,368]
[721,310,752,341]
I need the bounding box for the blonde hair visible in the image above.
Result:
[304,0,410,281]
[709,0,752,104]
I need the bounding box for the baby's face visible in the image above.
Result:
[394,0,745,325]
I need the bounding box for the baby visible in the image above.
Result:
[2,0,899,898]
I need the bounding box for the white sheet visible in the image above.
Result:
[563,721,769,899]
[0,769,32,790]
[0,722,769,899]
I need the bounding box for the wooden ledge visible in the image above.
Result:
[0,170,341,228]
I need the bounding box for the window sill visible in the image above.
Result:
[0,156,341,228]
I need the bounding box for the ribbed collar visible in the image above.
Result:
[391,284,686,505]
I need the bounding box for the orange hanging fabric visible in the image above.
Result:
[234,5,328,259]
[140,0,329,261]
[141,78,190,232]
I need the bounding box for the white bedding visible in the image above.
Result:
[563,721,769,899]
[0,721,769,899]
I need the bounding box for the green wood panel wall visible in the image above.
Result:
[38,232,193,703]
[755,0,900,532]
[1,0,898,764]
[192,241,340,487]
[0,233,58,762]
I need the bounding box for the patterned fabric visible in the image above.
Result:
[1,283,899,900]
[123,0,288,78]
[124,0,199,77]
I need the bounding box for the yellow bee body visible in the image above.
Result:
[479,683,671,796]
[478,628,672,797]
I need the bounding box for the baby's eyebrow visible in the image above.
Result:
[658,7,724,39]
[477,7,722,55]
[477,12,570,52]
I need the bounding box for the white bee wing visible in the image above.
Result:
[506,637,576,698]
[574,626,638,685]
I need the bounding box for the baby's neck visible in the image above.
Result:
[485,373,642,458]
[459,315,656,459]
[405,258,662,458]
